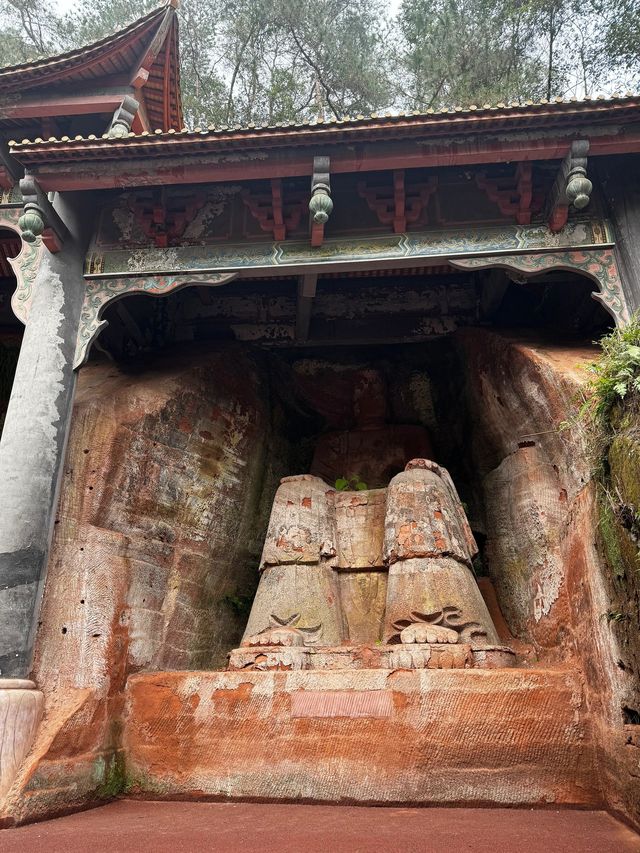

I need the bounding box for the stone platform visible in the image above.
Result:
[123,667,599,806]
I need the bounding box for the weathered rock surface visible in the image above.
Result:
[1,344,308,824]
[0,681,43,799]
[2,329,637,828]
[453,330,639,827]
[123,668,597,806]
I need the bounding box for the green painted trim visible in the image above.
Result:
[452,248,628,325]
[85,219,614,279]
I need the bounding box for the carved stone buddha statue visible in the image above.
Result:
[228,370,514,671]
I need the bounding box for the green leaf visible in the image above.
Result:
[335,478,349,491]
[355,481,368,490]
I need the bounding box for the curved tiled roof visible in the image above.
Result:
[8,93,640,162]
[0,1,182,132]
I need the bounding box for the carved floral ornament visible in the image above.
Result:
[73,271,237,368]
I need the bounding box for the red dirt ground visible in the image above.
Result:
[1,801,639,852]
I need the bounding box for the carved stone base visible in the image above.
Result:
[228,643,516,671]
[0,679,44,799]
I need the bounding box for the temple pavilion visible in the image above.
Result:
[0,0,639,831]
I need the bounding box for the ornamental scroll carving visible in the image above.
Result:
[73,271,237,369]
[451,248,630,326]
[0,206,44,325]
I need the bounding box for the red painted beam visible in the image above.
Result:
[14,129,640,193]
[4,93,124,120]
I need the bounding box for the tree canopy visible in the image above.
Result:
[0,0,637,126]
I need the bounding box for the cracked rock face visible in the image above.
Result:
[6,330,637,830]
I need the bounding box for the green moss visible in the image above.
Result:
[609,433,640,508]
[95,751,130,799]
[220,590,254,617]
[597,490,627,580]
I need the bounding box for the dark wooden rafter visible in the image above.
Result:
[0,143,21,190]
[1,92,124,121]
[475,162,541,225]
[242,179,305,241]
[296,272,318,341]
[547,140,592,233]
[0,235,21,276]
[0,165,14,191]
[358,170,438,233]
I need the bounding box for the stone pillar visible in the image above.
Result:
[0,242,85,678]
[0,680,44,799]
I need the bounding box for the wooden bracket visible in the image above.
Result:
[107,95,140,139]
[18,173,69,253]
[242,179,305,241]
[309,156,332,247]
[296,272,318,341]
[547,140,592,233]
[359,170,438,232]
[476,162,539,225]
[133,187,206,248]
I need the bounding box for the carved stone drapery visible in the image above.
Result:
[73,271,237,368]
[451,248,629,326]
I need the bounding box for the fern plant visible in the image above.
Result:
[582,316,640,428]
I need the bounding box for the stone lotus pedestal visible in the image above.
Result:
[0,679,43,800]
[230,460,515,672]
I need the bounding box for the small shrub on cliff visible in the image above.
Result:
[582,315,640,428]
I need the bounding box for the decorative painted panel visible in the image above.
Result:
[86,219,613,278]
[77,216,625,369]
[452,248,629,326]
[74,272,237,368]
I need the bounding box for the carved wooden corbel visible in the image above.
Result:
[359,170,438,233]
[242,179,305,241]
[547,140,593,233]
[309,156,332,247]
[18,173,69,253]
[106,95,140,139]
[476,162,538,225]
